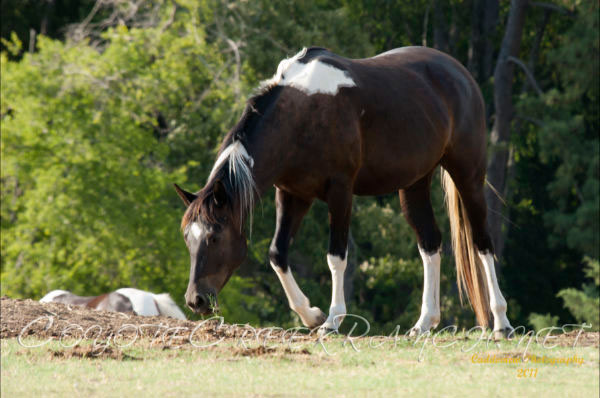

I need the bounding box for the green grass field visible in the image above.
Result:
[2,332,598,397]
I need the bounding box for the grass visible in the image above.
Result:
[2,332,599,397]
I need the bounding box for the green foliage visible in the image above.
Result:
[516,0,599,258]
[557,258,600,331]
[0,4,237,312]
[1,0,598,333]
[527,258,599,331]
[528,312,560,332]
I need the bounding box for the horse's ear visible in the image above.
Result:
[173,183,197,207]
[213,180,227,207]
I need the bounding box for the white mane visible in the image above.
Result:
[208,140,258,231]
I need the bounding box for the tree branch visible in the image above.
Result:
[530,2,576,17]
[516,114,545,126]
[507,55,543,95]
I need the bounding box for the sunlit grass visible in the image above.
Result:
[2,333,598,397]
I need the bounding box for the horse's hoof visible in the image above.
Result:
[493,327,514,340]
[305,307,327,329]
[317,326,339,337]
[409,327,423,337]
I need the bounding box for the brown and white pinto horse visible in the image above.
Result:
[40,288,186,319]
[174,46,513,337]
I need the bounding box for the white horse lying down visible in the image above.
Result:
[40,288,186,320]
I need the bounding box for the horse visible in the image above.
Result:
[40,288,186,320]
[174,46,514,337]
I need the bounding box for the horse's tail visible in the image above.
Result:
[441,168,490,328]
[153,293,187,320]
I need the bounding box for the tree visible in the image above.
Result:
[486,0,529,258]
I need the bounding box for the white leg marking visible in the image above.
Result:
[478,252,513,332]
[411,247,441,335]
[270,262,325,328]
[321,253,347,331]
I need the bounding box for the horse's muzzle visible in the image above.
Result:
[186,293,208,313]
[185,287,216,314]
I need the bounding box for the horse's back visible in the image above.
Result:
[342,47,486,193]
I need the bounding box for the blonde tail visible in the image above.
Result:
[441,168,490,327]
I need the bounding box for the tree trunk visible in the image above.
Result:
[486,0,529,258]
[481,0,499,81]
[433,0,449,53]
[498,9,550,253]
[469,0,499,82]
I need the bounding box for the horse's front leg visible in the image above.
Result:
[320,182,353,332]
[269,188,326,328]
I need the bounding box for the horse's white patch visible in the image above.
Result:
[153,293,186,320]
[40,290,70,303]
[322,253,347,330]
[190,222,202,239]
[270,262,324,327]
[478,252,513,332]
[411,247,441,335]
[263,48,356,95]
[115,288,160,317]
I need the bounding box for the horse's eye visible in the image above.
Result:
[210,236,218,244]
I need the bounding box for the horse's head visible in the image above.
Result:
[174,180,247,314]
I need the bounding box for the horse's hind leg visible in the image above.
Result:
[399,173,443,336]
[444,160,513,336]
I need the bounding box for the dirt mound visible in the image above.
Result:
[1,296,305,346]
[2,297,598,350]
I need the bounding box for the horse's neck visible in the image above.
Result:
[244,124,291,195]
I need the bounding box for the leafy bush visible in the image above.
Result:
[557,258,600,331]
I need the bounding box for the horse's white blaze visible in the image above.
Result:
[40,290,70,303]
[152,293,186,320]
[190,222,202,239]
[263,48,356,95]
[115,288,160,317]
[478,252,513,331]
[322,253,347,330]
[270,262,323,327]
[411,247,441,334]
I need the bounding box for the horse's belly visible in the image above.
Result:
[353,164,426,195]
[352,135,445,195]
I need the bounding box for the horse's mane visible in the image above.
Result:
[181,140,258,233]
[181,49,333,233]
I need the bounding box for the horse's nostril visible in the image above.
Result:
[194,294,206,309]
